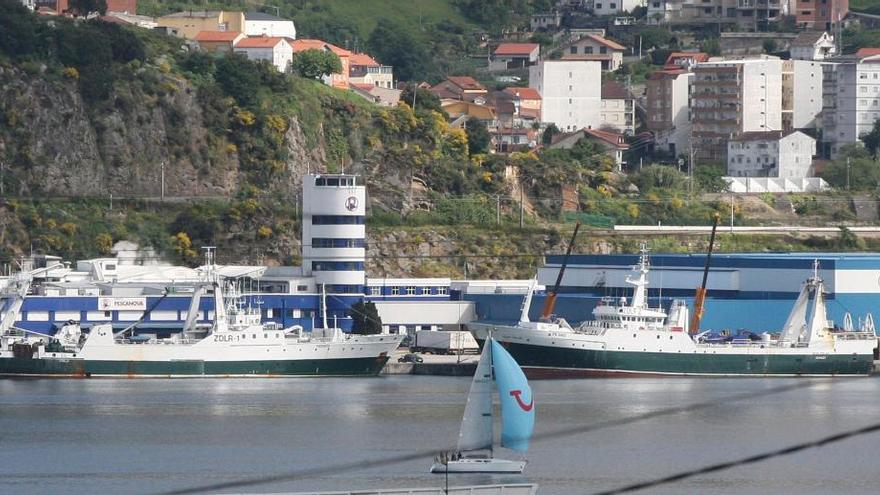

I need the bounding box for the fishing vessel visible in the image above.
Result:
[0,261,402,378]
[470,245,877,377]
[430,338,535,474]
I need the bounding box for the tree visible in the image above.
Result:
[400,85,443,113]
[820,145,880,191]
[350,301,382,335]
[368,18,433,82]
[762,39,777,54]
[215,53,261,106]
[68,0,106,16]
[541,123,559,146]
[465,118,491,155]
[290,48,342,80]
[860,119,880,158]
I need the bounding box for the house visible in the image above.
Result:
[441,101,497,130]
[550,128,630,169]
[560,34,626,71]
[589,0,644,17]
[233,37,294,73]
[492,89,540,131]
[600,80,634,134]
[529,59,602,132]
[291,39,352,89]
[156,10,245,39]
[194,31,245,53]
[350,84,402,107]
[495,128,538,153]
[348,53,394,89]
[530,11,562,31]
[489,43,541,71]
[502,87,542,121]
[727,130,816,179]
[794,0,847,31]
[430,76,489,104]
[790,31,836,61]
[243,11,296,39]
[101,11,157,29]
[664,51,709,70]
[646,68,691,156]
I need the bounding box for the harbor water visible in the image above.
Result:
[1,376,879,495]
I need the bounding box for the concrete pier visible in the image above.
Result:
[382,350,478,376]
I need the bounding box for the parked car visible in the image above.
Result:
[398,353,424,363]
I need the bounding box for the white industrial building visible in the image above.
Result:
[727,130,816,179]
[821,52,880,158]
[529,59,602,132]
[243,11,296,39]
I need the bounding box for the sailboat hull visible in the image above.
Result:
[430,458,526,474]
[479,339,874,377]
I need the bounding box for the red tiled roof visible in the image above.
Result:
[352,83,375,91]
[291,38,351,57]
[601,80,631,100]
[584,34,626,51]
[856,48,880,58]
[350,52,379,66]
[235,37,286,48]
[447,76,486,91]
[648,69,687,80]
[195,31,242,42]
[503,87,541,100]
[665,51,709,66]
[733,130,802,141]
[585,128,629,149]
[494,43,540,56]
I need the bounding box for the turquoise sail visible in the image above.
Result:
[490,339,535,453]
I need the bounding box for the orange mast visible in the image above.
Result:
[690,213,720,334]
[540,222,581,320]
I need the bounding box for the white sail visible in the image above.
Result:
[457,342,494,453]
[779,283,809,343]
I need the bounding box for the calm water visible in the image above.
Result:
[1,376,879,495]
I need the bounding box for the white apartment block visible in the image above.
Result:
[590,0,645,16]
[529,60,602,132]
[691,57,782,162]
[822,54,880,158]
[727,130,815,179]
[243,12,296,39]
[782,59,823,131]
[645,0,786,30]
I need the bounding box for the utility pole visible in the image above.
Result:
[496,195,501,225]
[519,184,524,228]
[160,161,166,202]
[846,157,851,191]
[730,193,735,232]
[0,160,4,198]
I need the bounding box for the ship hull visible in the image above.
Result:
[477,340,874,377]
[0,355,390,378]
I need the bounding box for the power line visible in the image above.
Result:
[156,380,828,495]
[590,419,880,495]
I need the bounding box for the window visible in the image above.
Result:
[422,287,431,295]
[610,3,616,8]
[311,215,365,225]
[596,3,602,8]
[311,261,365,271]
[406,286,416,295]
[570,46,578,54]
[296,284,308,292]
[599,46,607,54]
[438,287,448,295]
[369,287,381,296]
[391,287,400,295]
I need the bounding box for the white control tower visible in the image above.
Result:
[301,174,366,294]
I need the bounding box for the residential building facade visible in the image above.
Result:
[793,0,847,31]
[243,11,296,39]
[529,60,602,132]
[646,0,786,30]
[646,69,692,156]
[789,31,836,61]
[821,53,880,158]
[691,57,782,163]
[348,53,394,89]
[589,0,645,16]
[781,59,823,131]
[291,39,352,89]
[157,11,245,39]
[530,11,562,31]
[560,34,626,71]
[600,80,635,134]
[430,77,489,103]
[233,37,294,73]
[194,31,244,53]
[727,130,816,178]
[489,43,540,71]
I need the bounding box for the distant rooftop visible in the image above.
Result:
[245,11,287,21]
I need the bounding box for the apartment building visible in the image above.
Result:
[646,0,786,30]
[793,0,848,31]
[727,130,816,178]
[646,69,692,156]
[781,59,823,131]
[691,57,782,163]
[821,53,880,158]
[529,60,602,132]
[600,81,635,134]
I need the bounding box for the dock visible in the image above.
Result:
[382,350,478,376]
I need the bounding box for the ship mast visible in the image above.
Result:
[690,213,720,335]
[540,222,580,321]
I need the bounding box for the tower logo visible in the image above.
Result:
[345,196,358,211]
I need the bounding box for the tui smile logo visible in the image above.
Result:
[509,390,533,412]
[345,196,358,211]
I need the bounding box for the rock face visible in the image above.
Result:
[0,67,238,198]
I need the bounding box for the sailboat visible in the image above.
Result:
[430,339,535,474]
